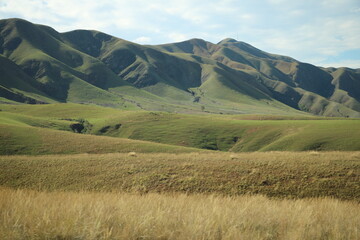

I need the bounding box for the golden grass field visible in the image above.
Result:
[1,188,359,240]
[1,151,359,200]
[1,151,359,239]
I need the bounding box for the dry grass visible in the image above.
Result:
[0,151,359,200]
[0,188,359,240]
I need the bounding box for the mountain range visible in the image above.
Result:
[1,18,359,117]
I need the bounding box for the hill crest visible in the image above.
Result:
[0,18,359,117]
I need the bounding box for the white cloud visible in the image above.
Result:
[240,14,256,20]
[167,32,188,42]
[133,36,152,44]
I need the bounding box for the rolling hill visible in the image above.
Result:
[1,18,359,117]
[1,103,359,153]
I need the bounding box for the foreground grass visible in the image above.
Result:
[1,152,359,200]
[0,188,359,240]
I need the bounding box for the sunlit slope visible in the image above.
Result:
[92,113,360,151]
[1,103,359,152]
[62,30,298,115]
[0,123,203,155]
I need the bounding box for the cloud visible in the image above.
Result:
[133,36,152,44]
[166,32,189,42]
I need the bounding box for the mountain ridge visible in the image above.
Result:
[1,18,359,117]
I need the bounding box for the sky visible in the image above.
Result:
[0,0,359,68]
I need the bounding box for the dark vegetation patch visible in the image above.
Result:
[99,125,111,133]
[304,142,327,151]
[63,118,92,134]
[99,123,122,134]
[70,123,84,133]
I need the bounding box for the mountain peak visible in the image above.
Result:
[217,38,238,45]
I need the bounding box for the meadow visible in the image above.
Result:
[1,188,359,240]
[1,103,360,239]
[1,152,359,200]
[1,103,360,154]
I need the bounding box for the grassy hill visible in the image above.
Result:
[1,103,359,153]
[0,55,56,104]
[156,38,360,117]
[0,104,204,155]
[62,29,298,115]
[1,18,359,117]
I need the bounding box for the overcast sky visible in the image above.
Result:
[1,0,359,68]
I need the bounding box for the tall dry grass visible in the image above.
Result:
[0,188,359,240]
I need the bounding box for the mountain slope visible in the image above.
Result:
[0,18,159,109]
[56,27,299,114]
[0,54,56,104]
[0,18,359,117]
[157,38,360,117]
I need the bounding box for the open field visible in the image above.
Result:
[1,188,359,240]
[1,152,359,200]
[0,123,204,155]
[1,103,360,153]
[0,104,359,239]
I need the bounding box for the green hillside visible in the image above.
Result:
[1,18,359,116]
[1,103,359,153]
[0,109,204,155]
[62,29,297,115]
[156,38,360,117]
[0,55,56,104]
[0,18,159,109]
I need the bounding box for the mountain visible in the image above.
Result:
[0,18,359,117]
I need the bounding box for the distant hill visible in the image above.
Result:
[1,18,359,117]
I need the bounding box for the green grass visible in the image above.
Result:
[0,123,204,155]
[0,152,359,200]
[0,111,72,130]
[88,112,360,151]
[1,103,359,153]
